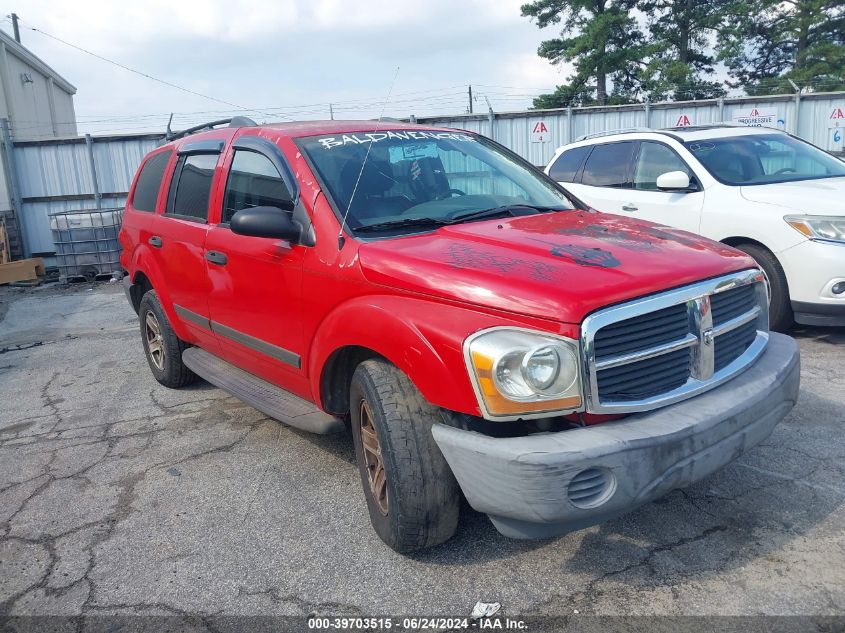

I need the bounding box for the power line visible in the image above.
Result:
[16,16,281,119]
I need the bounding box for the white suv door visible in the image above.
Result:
[558,139,704,233]
[622,141,705,232]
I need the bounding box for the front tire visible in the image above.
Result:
[734,243,793,332]
[138,290,198,388]
[349,359,460,553]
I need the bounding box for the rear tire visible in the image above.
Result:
[138,290,198,388]
[734,243,793,332]
[349,359,460,553]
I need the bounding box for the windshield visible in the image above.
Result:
[684,133,845,186]
[298,130,575,234]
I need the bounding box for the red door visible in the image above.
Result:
[148,148,222,351]
[204,136,309,398]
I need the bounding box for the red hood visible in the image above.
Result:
[358,211,755,324]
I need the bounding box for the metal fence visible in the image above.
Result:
[413,91,845,167]
[1,89,844,258]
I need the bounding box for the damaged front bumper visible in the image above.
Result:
[431,332,800,539]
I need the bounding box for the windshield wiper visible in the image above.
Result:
[354,217,450,233]
[354,204,566,234]
[445,204,565,224]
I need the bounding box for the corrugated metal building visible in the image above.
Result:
[0,28,77,258]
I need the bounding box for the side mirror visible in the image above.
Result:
[656,171,691,191]
[230,205,301,242]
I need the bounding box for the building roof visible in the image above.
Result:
[0,29,76,95]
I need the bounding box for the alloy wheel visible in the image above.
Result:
[145,311,166,371]
[359,398,389,516]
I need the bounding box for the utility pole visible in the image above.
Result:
[10,13,20,43]
[468,85,473,114]
[329,103,334,120]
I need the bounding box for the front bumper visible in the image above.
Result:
[432,332,800,539]
[779,239,845,326]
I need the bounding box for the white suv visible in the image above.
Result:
[545,125,845,330]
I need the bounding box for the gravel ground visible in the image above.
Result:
[0,283,843,627]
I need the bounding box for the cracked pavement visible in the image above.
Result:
[0,283,844,620]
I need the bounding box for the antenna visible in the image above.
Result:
[337,66,400,250]
[165,113,174,140]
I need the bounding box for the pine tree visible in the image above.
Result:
[639,0,728,100]
[718,0,845,94]
[521,0,648,107]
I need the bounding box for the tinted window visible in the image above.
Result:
[633,142,692,191]
[222,151,292,223]
[581,142,636,188]
[132,151,172,212]
[167,153,218,221]
[549,146,591,182]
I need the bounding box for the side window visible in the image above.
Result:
[132,150,172,212]
[581,142,636,188]
[633,142,693,191]
[166,153,218,221]
[548,146,591,182]
[222,150,292,223]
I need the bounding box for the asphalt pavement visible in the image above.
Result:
[0,283,843,624]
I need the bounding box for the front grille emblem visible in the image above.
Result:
[690,295,714,380]
[703,328,714,346]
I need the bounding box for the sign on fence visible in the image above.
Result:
[531,121,551,143]
[732,108,778,126]
[674,114,693,127]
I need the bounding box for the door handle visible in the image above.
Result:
[205,251,228,266]
[148,235,163,248]
[621,203,638,212]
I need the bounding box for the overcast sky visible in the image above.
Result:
[5,0,570,135]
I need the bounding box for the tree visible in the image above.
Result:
[718,0,845,94]
[521,0,648,106]
[639,0,729,100]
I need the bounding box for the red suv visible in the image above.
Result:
[120,118,800,552]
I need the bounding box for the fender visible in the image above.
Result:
[129,244,194,342]
[308,294,567,416]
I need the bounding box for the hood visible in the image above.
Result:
[359,211,755,324]
[740,176,845,215]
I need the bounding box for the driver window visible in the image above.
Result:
[222,150,292,224]
[633,142,692,191]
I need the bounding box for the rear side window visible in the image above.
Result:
[581,142,636,188]
[548,146,591,182]
[222,150,293,223]
[166,153,218,221]
[132,151,172,212]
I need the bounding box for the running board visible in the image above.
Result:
[182,347,344,434]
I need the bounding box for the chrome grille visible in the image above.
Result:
[581,270,769,413]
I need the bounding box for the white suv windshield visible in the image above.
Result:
[298,130,574,234]
[685,133,845,186]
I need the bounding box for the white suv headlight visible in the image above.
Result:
[784,215,845,244]
[464,328,582,420]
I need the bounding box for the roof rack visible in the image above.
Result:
[576,127,660,142]
[165,115,258,141]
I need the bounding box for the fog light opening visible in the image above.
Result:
[567,468,616,509]
[832,282,845,296]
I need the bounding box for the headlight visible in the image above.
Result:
[464,328,582,419]
[784,215,845,244]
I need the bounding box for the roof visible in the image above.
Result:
[260,119,457,137]
[660,125,785,141]
[160,118,463,148]
[0,30,76,95]
[564,124,784,148]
